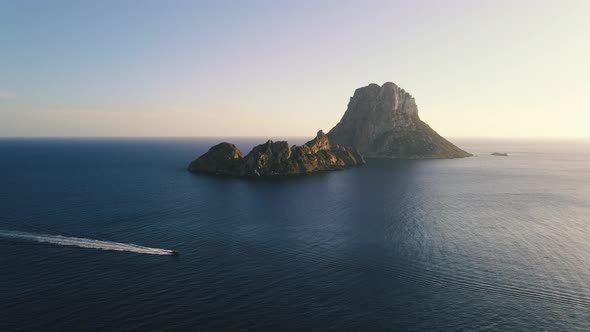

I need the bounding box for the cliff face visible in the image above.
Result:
[327,82,471,159]
[188,130,365,177]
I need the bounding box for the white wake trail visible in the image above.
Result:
[0,230,176,255]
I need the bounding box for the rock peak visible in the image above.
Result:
[350,82,418,119]
[328,82,471,159]
[305,129,330,153]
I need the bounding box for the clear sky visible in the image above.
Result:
[1,0,589,138]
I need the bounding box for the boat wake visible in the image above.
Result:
[0,230,176,255]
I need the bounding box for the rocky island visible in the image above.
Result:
[189,81,471,177]
[188,130,365,177]
[328,82,472,159]
[491,152,508,157]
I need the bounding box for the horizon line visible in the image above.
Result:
[1,136,589,140]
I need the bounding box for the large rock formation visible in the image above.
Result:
[188,130,365,177]
[327,82,471,159]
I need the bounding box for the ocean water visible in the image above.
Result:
[1,138,589,331]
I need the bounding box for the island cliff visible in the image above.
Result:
[188,130,365,177]
[327,82,471,159]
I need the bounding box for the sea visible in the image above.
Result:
[1,138,589,331]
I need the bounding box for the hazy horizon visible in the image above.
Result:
[1,0,589,138]
[2,136,590,142]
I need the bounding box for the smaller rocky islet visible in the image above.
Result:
[188,130,365,177]
[491,152,508,157]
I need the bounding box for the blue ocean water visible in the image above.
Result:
[1,138,589,331]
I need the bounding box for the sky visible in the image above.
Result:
[1,0,589,138]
